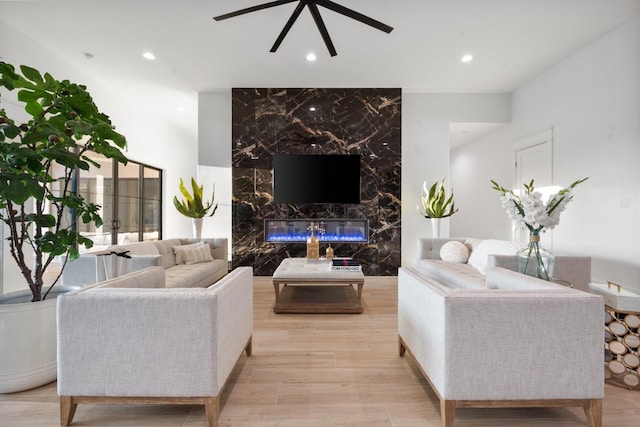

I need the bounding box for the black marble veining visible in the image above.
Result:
[231,88,401,276]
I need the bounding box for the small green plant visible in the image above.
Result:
[173,177,218,218]
[417,178,458,218]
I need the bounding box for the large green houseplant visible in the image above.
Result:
[0,61,128,302]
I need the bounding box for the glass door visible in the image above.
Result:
[116,162,141,244]
[77,151,114,252]
[142,167,162,241]
[76,153,162,252]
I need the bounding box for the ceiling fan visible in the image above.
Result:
[213,0,393,57]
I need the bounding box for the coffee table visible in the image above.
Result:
[272,258,365,314]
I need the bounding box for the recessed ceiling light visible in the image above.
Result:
[143,51,156,60]
[306,53,317,62]
[461,54,473,63]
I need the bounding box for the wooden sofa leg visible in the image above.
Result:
[440,400,455,427]
[399,336,406,357]
[59,396,77,426]
[204,396,220,427]
[245,336,253,357]
[583,399,602,427]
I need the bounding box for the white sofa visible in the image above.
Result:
[398,263,604,427]
[417,237,592,292]
[61,238,228,288]
[56,265,253,427]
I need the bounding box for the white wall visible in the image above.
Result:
[198,91,232,167]
[451,126,514,240]
[197,165,232,260]
[1,22,199,294]
[452,16,640,289]
[401,94,510,266]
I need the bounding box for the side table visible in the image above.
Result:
[604,305,640,389]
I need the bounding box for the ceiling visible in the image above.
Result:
[1,0,639,145]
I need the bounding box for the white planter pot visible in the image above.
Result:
[431,218,442,238]
[0,286,75,394]
[192,217,204,239]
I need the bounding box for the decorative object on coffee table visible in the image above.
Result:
[417,178,458,238]
[305,221,324,261]
[491,177,587,281]
[325,244,334,261]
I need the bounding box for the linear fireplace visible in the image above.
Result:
[264,219,368,243]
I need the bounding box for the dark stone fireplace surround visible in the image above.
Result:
[231,88,401,276]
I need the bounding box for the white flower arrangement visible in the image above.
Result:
[491,178,588,235]
[491,177,588,281]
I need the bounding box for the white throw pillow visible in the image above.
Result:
[439,241,469,263]
[184,243,214,265]
[467,239,518,275]
[173,242,213,264]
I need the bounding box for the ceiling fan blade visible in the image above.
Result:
[316,0,393,33]
[213,0,297,21]
[307,2,337,57]
[270,2,306,52]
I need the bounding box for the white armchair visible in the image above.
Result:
[398,266,604,427]
[56,266,253,427]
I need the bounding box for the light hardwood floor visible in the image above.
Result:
[1,276,638,427]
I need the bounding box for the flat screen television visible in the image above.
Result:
[273,154,361,204]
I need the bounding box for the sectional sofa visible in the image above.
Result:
[61,238,228,288]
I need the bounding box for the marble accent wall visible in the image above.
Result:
[232,88,401,276]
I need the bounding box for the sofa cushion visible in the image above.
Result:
[118,241,160,256]
[440,241,469,263]
[73,266,166,291]
[129,255,162,271]
[486,267,575,291]
[185,244,213,265]
[165,259,228,288]
[151,239,183,268]
[467,239,518,275]
[417,259,485,290]
[173,242,209,264]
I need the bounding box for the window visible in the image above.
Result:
[76,152,162,252]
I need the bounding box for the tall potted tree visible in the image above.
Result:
[0,61,128,393]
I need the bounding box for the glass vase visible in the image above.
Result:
[516,233,555,281]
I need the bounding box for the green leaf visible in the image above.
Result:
[24,100,44,118]
[20,65,44,85]
[419,178,458,218]
[173,177,217,218]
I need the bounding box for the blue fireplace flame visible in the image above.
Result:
[264,219,368,243]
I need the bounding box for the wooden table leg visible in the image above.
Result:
[273,282,281,310]
[357,283,363,305]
